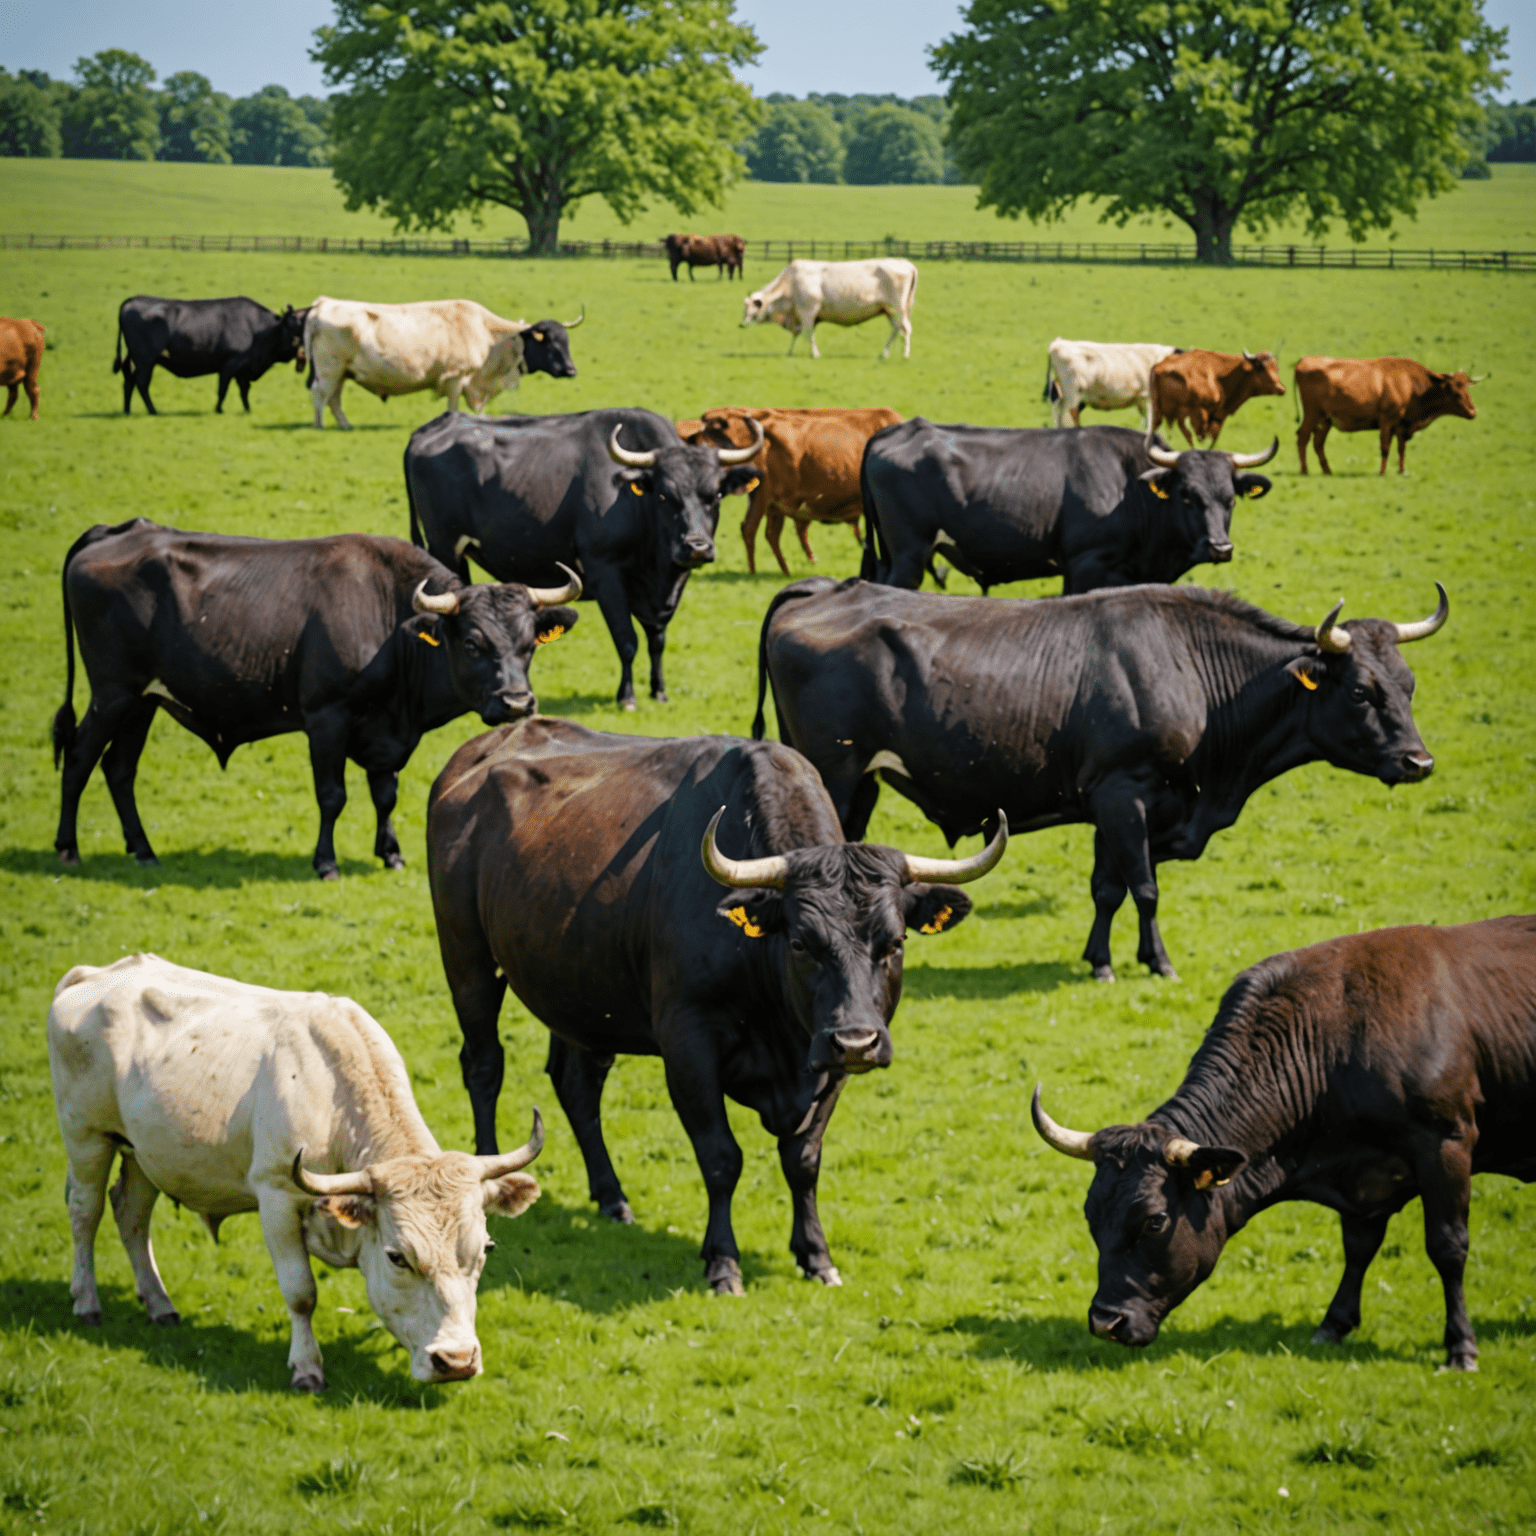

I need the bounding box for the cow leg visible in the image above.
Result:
[305,714,349,880]
[1397,428,1410,475]
[794,518,818,565]
[134,359,157,415]
[257,1192,325,1390]
[436,910,508,1154]
[765,514,793,576]
[778,1076,846,1284]
[366,768,405,869]
[237,375,252,413]
[1378,420,1393,476]
[120,358,136,415]
[1313,1210,1390,1345]
[641,615,669,702]
[64,1136,116,1324]
[56,693,138,864]
[850,516,863,547]
[214,364,235,414]
[99,695,160,864]
[26,373,38,420]
[740,501,763,574]
[841,769,882,843]
[1314,419,1334,475]
[109,1154,179,1324]
[1418,1135,1479,1370]
[591,574,640,710]
[1082,829,1128,982]
[546,1037,632,1222]
[1088,793,1174,979]
[1296,419,1311,474]
[3,383,16,416]
[807,318,821,360]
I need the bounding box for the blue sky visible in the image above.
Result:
[1,0,1531,102]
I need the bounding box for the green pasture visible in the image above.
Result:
[0,166,1533,1533]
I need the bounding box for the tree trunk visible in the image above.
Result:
[523,191,563,257]
[1190,195,1236,265]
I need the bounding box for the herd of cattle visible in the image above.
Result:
[16,254,1531,1392]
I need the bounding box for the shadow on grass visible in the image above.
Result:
[902,961,1081,999]
[252,421,403,433]
[541,694,630,719]
[0,845,378,889]
[72,410,213,420]
[977,895,1063,921]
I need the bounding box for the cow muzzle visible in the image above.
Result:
[1089,1304,1152,1346]
[679,535,716,566]
[1398,751,1435,783]
[422,1342,482,1382]
[830,1027,892,1073]
[481,690,537,725]
[1206,539,1234,563]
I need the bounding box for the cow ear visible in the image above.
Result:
[483,1172,540,1219]
[618,471,651,495]
[1234,473,1272,500]
[313,1195,375,1229]
[1138,468,1172,499]
[722,466,761,497]
[1285,656,1326,691]
[1187,1146,1246,1190]
[903,885,973,935]
[534,607,578,647]
[717,892,783,936]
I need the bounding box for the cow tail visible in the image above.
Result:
[858,440,885,583]
[1043,357,1056,404]
[406,459,425,549]
[112,319,123,375]
[751,581,827,742]
[53,529,96,769]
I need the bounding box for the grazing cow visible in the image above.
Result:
[664,233,745,280]
[1149,348,1286,446]
[52,519,579,878]
[49,953,544,1390]
[741,258,918,360]
[303,297,581,429]
[754,577,1447,981]
[1032,914,1536,1371]
[860,420,1277,595]
[1293,355,1481,475]
[1044,338,1179,428]
[677,406,903,574]
[1,316,45,420]
[113,296,307,416]
[405,408,761,709]
[426,716,1005,1292]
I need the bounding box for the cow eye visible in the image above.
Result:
[484,1240,496,1254]
[1142,1213,1169,1237]
[1351,685,1369,703]
[790,937,807,954]
[884,939,904,961]
[386,1249,411,1271]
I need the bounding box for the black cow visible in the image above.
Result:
[1032,916,1536,1371]
[754,577,1447,981]
[52,519,579,879]
[859,420,1277,594]
[114,296,307,415]
[426,716,1006,1292]
[405,408,763,709]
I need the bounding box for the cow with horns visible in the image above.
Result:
[1149,348,1286,447]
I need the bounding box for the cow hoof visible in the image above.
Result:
[290,1367,326,1393]
[317,866,340,882]
[1312,1322,1347,1345]
[799,1265,842,1287]
[383,854,406,871]
[620,699,638,713]
[1441,1353,1479,1373]
[78,1309,102,1327]
[1153,966,1180,982]
[1092,965,1116,983]
[651,690,670,704]
[135,853,160,867]
[58,849,80,867]
[710,1275,746,1297]
[152,1310,181,1327]
[601,1200,635,1224]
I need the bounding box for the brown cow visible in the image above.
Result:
[665,234,745,282]
[1293,355,1481,476]
[676,406,902,575]
[1149,348,1285,447]
[1,317,45,421]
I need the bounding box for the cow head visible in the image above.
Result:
[701,811,1007,1077]
[279,305,309,371]
[411,567,581,723]
[608,421,764,568]
[1032,1087,1244,1347]
[1139,437,1277,570]
[294,1112,544,1382]
[1240,349,1286,397]
[518,309,583,379]
[1284,584,1447,785]
[1427,370,1479,422]
[741,282,792,329]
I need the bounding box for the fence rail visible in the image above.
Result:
[3,231,1533,271]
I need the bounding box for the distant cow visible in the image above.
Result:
[303,297,581,429]
[1045,338,1179,428]
[1,316,45,420]
[49,953,544,1390]
[1149,348,1285,446]
[1032,914,1536,1371]
[742,258,918,359]
[113,296,306,416]
[677,406,903,574]
[665,234,745,281]
[1294,355,1481,475]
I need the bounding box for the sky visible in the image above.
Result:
[1,0,1532,102]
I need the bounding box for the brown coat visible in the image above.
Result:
[1149,348,1284,446]
[0,317,45,421]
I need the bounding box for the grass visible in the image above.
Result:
[0,163,1532,1534]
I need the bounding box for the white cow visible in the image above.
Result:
[304,296,582,429]
[48,954,543,1391]
[1045,338,1180,427]
[741,258,918,359]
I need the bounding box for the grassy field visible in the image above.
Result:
[0,166,1533,1534]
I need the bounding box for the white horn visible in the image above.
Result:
[902,813,1008,885]
[412,579,461,616]
[700,806,787,890]
[608,425,658,468]
[1227,437,1278,469]
[291,1151,373,1197]
[1031,1085,1096,1161]
[476,1109,545,1179]
[1394,581,1448,644]
[1316,597,1352,654]
[1145,440,1181,468]
[524,563,582,607]
[563,306,585,329]
[715,416,766,466]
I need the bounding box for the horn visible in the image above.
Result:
[1227,436,1278,469]
[715,416,766,466]
[1145,440,1181,468]
[1468,371,1489,383]
[523,563,582,607]
[901,813,1008,885]
[1243,348,1256,361]
[291,1150,373,1197]
[700,806,787,890]
[412,578,461,616]
[1394,581,1448,644]
[476,1109,545,1179]
[1164,1136,1201,1166]
[1030,1084,1096,1161]
[563,305,584,329]
[1315,597,1352,654]
[608,425,658,469]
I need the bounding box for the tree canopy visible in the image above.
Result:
[843,105,945,185]
[315,0,762,255]
[62,49,160,160]
[159,72,231,164]
[231,85,328,167]
[746,99,843,183]
[0,70,64,158]
[934,0,1507,262]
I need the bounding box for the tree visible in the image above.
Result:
[315,0,762,255]
[934,0,1507,263]
[62,49,159,160]
[159,71,232,163]
[231,85,329,166]
[746,99,842,183]
[0,69,63,157]
[1486,99,1536,161]
[843,104,944,185]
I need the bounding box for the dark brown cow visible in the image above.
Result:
[664,234,745,281]
[1294,355,1481,475]
[1,317,45,421]
[1149,348,1285,447]
[676,406,903,574]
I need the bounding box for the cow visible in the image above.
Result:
[859,420,1277,595]
[425,715,1007,1293]
[676,406,903,575]
[303,297,581,430]
[1,316,45,420]
[52,519,580,879]
[1031,915,1536,1371]
[752,576,1448,982]
[405,408,762,709]
[664,233,745,280]
[1293,355,1482,476]
[49,952,545,1390]
[113,296,307,416]
[1044,338,1179,428]
[1149,348,1286,447]
[741,258,918,360]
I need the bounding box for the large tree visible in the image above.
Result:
[843,105,945,185]
[159,72,232,164]
[933,0,1506,263]
[62,49,159,161]
[0,69,63,158]
[231,85,328,166]
[315,0,762,256]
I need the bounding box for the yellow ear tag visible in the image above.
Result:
[726,905,764,938]
[1296,667,1318,691]
[1149,480,1169,500]
[531,331,545,342]
[919,904,953,935]
[535,624,565,648]
[1248,485,1265,497]
[744,477,761,493]
[1192,1168,1215,1190]
[417,629,441,647]
[631,482,645,496]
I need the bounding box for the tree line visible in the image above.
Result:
[0,50,330,166]
[743,95,957,186]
